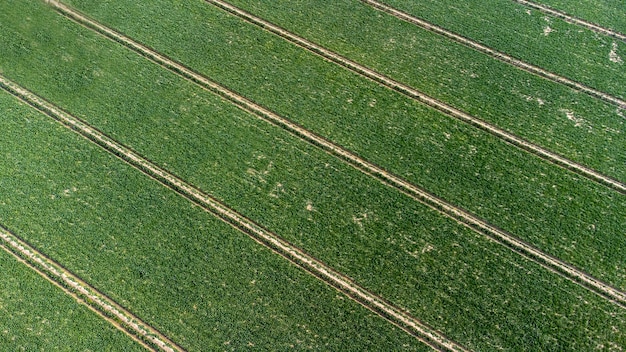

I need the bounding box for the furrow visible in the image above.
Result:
[203,0,626,194]
[360,0,626,109]
[0,74,467,352]
[511,0,626,42]
[0,224,182,352]
[45,2,626,307]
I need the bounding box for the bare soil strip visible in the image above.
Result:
[0,225,182,352]
[0,75,467,352]
[205,0,626,194]
[46,3,626,308]
[360,0,626,109]
[512,0,626,42]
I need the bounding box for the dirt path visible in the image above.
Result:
[512,0,626,42]
[44,3,626,308]
[0,225,182,352]
[360,0,626,109]
[0,74,468,352]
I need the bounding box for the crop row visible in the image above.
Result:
[48,0,626,305]
[35,0,626,289]
[0,246,145,351]
[0,1,624,350]
[197,0,624,194]
[0,89,426,351]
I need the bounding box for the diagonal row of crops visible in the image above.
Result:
[39,0,626,305]
[3,70,467,349]
[194,0,626,179]
[1,0,624,350]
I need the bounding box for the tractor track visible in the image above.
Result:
[0,224,183,352]
[360,0,626,109]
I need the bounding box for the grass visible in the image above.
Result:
[10,0,625,290]
[0,249,146,351]
[0,0,624,350]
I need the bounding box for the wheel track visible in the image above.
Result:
[203,0,626,194]
[360,0,626,109]
[511,0,626,42]
[45,2,626,308]
[0,74,468,352]
[2,252,155,352]
[0,244,153,351]
[0,224,182,352]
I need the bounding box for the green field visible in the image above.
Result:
[0,248,146,351]
[1,0,624,350]
[63,0,626,180]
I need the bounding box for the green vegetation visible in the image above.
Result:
[12,0,625,290]
[528,0,626,33]
[0,91,428,351]
[0,248,145,351]
[0,1,625,350]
